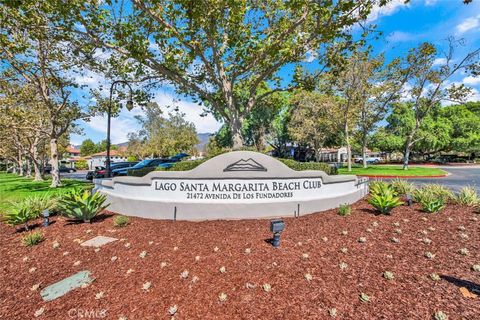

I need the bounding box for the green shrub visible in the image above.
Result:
[455,186,479,206]
[390,179,415,195]
[22,231,44,246]
[155,158,339,175]
[75,160,88,170]
[128,166,156,177]
[338,204,351,216]
[420,197,445,213]
[3,194,58,230]
[413,184,453,203]
[368,184,403,215]
[113,215,130,227]
[369,181,395,196]
[156,159,207,172]
[58,190,109,223]
[127,155,138,162]
[278,159,338,175]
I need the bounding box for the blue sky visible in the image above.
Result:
[70,0,480,146]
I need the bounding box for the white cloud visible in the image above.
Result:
[303,49,318,63]
[386,31,416,43]
[425,0,437,6]
[368,0,408,22]
[463,75,480,86]
[154,91,222,133]
[456,15,480,34]
[467,88,480,102]
[432,57,447,66]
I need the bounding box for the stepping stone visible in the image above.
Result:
[80,236,118,248]
[40,270,94,302]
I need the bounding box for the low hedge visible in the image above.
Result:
[153,158,337,175]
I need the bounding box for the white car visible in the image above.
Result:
[355,157,382,164]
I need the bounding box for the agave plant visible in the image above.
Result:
[3,206,33,231]
[58,190,109,223]
[368,184,403,215]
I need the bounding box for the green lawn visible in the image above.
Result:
[338,165,447,177]
[0,172,91,214]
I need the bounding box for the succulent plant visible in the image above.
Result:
[383,271,394,280]
[359,292,370,303]
[447,217,453,221]
[52,241,60,249]
[471,264,480,272]
[218,292,227,302]
[420,230,428,235]
[366,228,373,233]
[139,251,147,258]
[458,248,469,256]
[95,291,104,299]
[302,253,309,260]
[168,305,178,316]
[262,283,272,292]
[126,269,134,275]
[434,311,448,320]
[358,237,367,243]
[195,255,201,261]
[341,230,348,235]
[213,246,219,252]
[111,256,118,262]
[160,262,167,268]
[180,270,189,279]
[391,237,400,243]
[430,273,441,281]
[304,273,313,281]
[421,217,428,221]
[427,226,436,232]
[245,248,251,254]
[424,252,435,259]
[394,228,402,234]
[173,246,179,251]
[339,262,348,270]
[372,221,379,227]
[420,238,432,245]
[328,308,337,317]
[393,222,400,227]
[142,281,152,291]
[219,266,226,273]
[192,276,199,283]
[457,225,466,231]
[340,247,348,253]
[322,237,328,242]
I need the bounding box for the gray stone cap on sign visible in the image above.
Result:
[98,151,357,187]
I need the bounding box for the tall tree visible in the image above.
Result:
[80,139,98,156]
[288,91,340,162]
[0,1,86,186]
[396,40,479,169]
[55,0,392,149]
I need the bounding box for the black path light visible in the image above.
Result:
[106,80,134,178]
[270,219,285,247]
[406,194,413,206]
[42,209,50,227]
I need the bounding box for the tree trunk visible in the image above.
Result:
[32,141,43,181]
[362,143,368,169]
[403,134,414,170]
[231,116,244,150]
[49,138,61,187]
[25,157,32,177]
[17,150,24,176]
[344,121,352,172]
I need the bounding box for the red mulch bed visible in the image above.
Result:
[1,200,479,319]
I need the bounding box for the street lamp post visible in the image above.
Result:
[106,80,134,178]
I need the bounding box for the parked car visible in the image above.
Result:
[86,166,105,180]
[354,157,382,164]
[94,162,139,179]
[44,165,77,174]
[113,159,168,176]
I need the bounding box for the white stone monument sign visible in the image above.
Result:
[94,151,368,220]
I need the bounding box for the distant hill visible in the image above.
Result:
[196,133,212,152]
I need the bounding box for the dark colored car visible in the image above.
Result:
[44,165,77,174]
[94,162,139,179]
[86,166,105,181]
[112,159,168,176]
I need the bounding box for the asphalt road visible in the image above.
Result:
[375,166,480,192]
[60,170,89,181]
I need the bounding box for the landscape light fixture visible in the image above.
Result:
[106,80,134,178]
[42,209,50,227]
[406,194,413,206]
[270,219,285,247]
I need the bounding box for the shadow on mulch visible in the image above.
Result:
[359,207,380,215]
[14,221,57,234]
[441,275,480,294]
[63,212,115,226]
